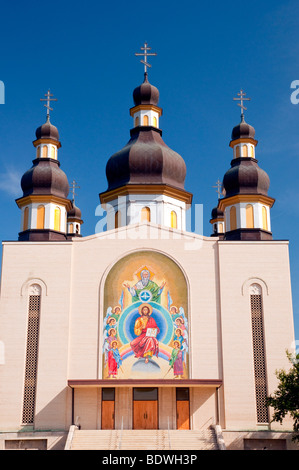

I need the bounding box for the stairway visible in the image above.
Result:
[67,428,219,450]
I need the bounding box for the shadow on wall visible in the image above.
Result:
[18,386,71,449]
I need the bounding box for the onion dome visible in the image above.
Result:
[67,203,82,220]
[105,126,186,191]
[133,73,159,106]
[21,159,69,199]
[231,117,255,142]
[67,201,83,237]
[35,117,60,142]
[222,158,270,198]
[211,206,224,220]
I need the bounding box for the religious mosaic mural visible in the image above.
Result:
[102,251,189,380]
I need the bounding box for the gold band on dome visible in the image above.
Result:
[16,194,73,210]
[33,138,61,149]
[229,137,258,148]
[129,104,162,117]
[218,194,275,212]
[99,183,193,205]
[209,217,224,224]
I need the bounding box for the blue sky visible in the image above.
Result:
[0,0,298,341]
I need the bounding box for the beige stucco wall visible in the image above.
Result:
[218,240,295,430]
[0,241,73,431]
[0,223,295,433]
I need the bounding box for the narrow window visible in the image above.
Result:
[51,146,56,159]
[54,207,61,231]
[170,210,177,229]
[153,116,157,127]
[143,115,149,126]
[22,284,42,425]
[250,146,254,158]
[250,284,269,424]
[246,204,254,228]
[262,206,268,231]
[42,146,48,158]
[69,223,73,234]
[23,207,29,231]
[235,146,240,158]
[115,210,121,229]
[218,222,224,233]
[36,205,45,229]
[36,146,41,159]
[141,207,151,222]
[134,116,139,127]
[242,145,248,157]
[230,206,237,231]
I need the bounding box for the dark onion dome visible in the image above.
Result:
[222,158,270,198]
[21,159,69,199]
[133,73,159,106]
[211,206,224,220]
[105,126,186,191]
[231,116,255,142]
[67,203,82,220]
[35,118,60,142]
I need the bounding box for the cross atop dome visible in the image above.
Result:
[40,89,57,121]
[233,89,250,121]
[212,179,222,199]
[135,42,157,77]
[70,179,80,203]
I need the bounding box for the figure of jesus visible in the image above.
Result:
[130,304,159,363]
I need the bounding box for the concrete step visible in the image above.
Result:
[69,428,219,450]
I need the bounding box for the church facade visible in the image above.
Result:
[0,51,296,450]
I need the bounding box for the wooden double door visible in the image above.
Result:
[101,387,190,430]
[133,388,158,429]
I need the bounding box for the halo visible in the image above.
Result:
[138,303,153,315]
[173,340,181,348]
[175,316,184,324]
[170,305,178,313]
[113,305,121,313]
[110,340,118,348]
[134,265,155,280]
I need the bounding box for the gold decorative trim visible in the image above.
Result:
[209,217,224,224]
[16,194,72,211]
[229,137,258,148]
[218,194,275,211]
[100,184,193,205]
[33,138,61,149]
[129,104,163,117]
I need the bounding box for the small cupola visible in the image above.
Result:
[16,90,73,241]
[213,91,275,241]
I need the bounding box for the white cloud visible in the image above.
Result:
[0,167,21,196]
